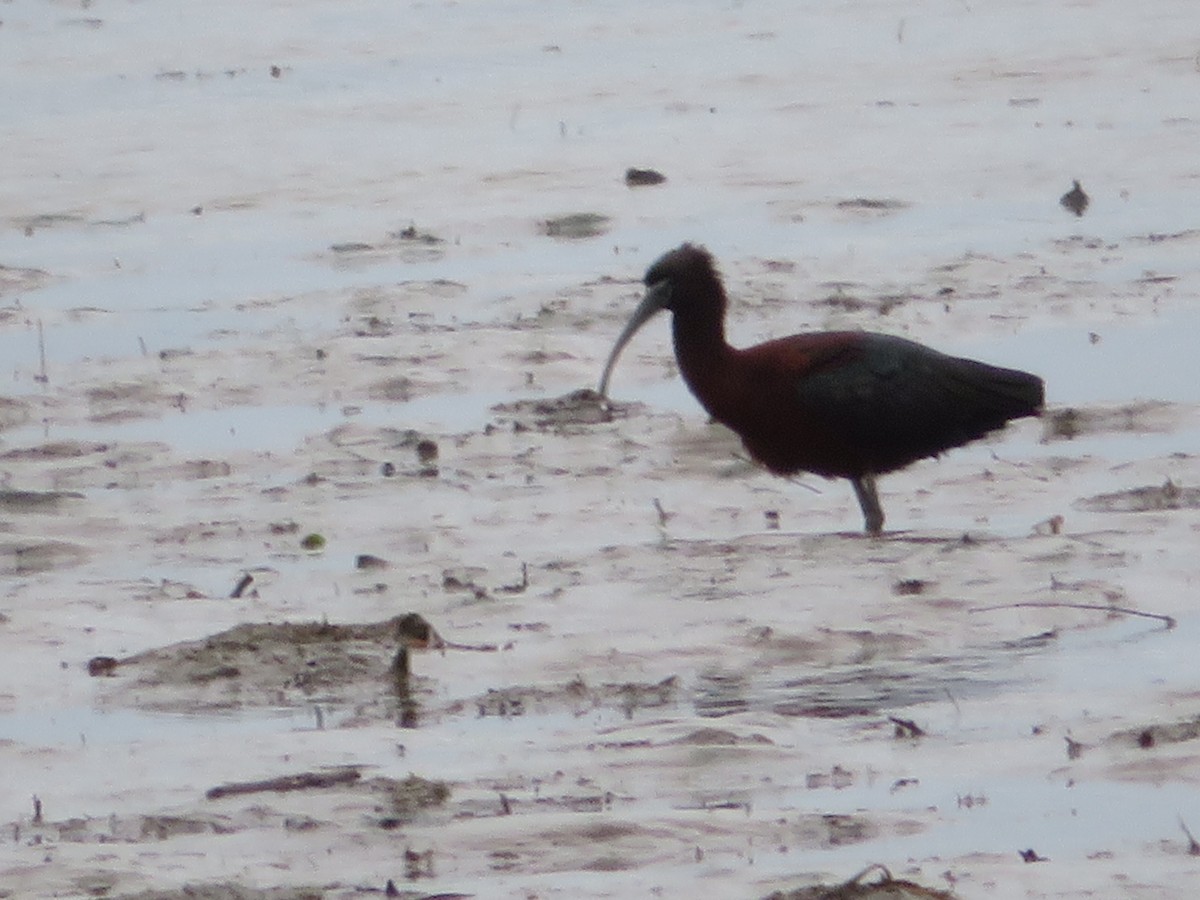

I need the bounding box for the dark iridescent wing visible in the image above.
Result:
[789,333,1043,473]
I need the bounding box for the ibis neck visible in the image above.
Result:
[670,304,734,414]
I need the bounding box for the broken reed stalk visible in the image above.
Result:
[36,319,48,384]
[1180,817,1200,856]
[206,767,361,800]
[970,602,1176,629]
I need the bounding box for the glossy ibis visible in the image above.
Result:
[598,244,1044,535]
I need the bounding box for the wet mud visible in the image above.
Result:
[5,0,1200,897]
[1077,479,1200,513]
[94,617,430,711]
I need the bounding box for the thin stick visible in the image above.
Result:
[943,687,962,718]
[440,640,498,652]
[36,319,48,383]
[1180,817,1200,856]
[970,602,1175,629]
[206,767,360,800]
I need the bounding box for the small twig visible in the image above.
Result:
[206,767,360,800]
[778,469,821,494]
[970,602,1175,629]
[497,562,528,594]
[727,450,823,493]
[35,320,48,384]
[391,646,410,687]
[1180,817,1200,855]
[943,687,962,717]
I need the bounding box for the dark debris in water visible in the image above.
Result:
[1059,179,1089,217]
[892,578,930,596]
[625,167,667,187]
[87,656,120,676]
[371,429,442,479]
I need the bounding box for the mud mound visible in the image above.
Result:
[765,864,955,899]
[1078,479,1200,513]
[491,388,626,432]
[96,615,431,712]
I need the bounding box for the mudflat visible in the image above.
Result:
[3,1,1200,897]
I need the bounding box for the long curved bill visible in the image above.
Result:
[597,281,672,397]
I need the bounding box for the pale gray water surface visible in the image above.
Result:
[3,0,1200,897]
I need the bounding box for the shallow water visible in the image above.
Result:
[5,0,1200,897]
[5,613,1188,874]
[0,704,314,747]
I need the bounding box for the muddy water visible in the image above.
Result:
[4,0,1200,898]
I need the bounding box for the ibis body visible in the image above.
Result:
[599,244,1045,534]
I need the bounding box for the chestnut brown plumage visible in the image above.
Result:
[599,244,1044,535]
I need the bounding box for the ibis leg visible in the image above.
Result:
[851,474,884,536]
